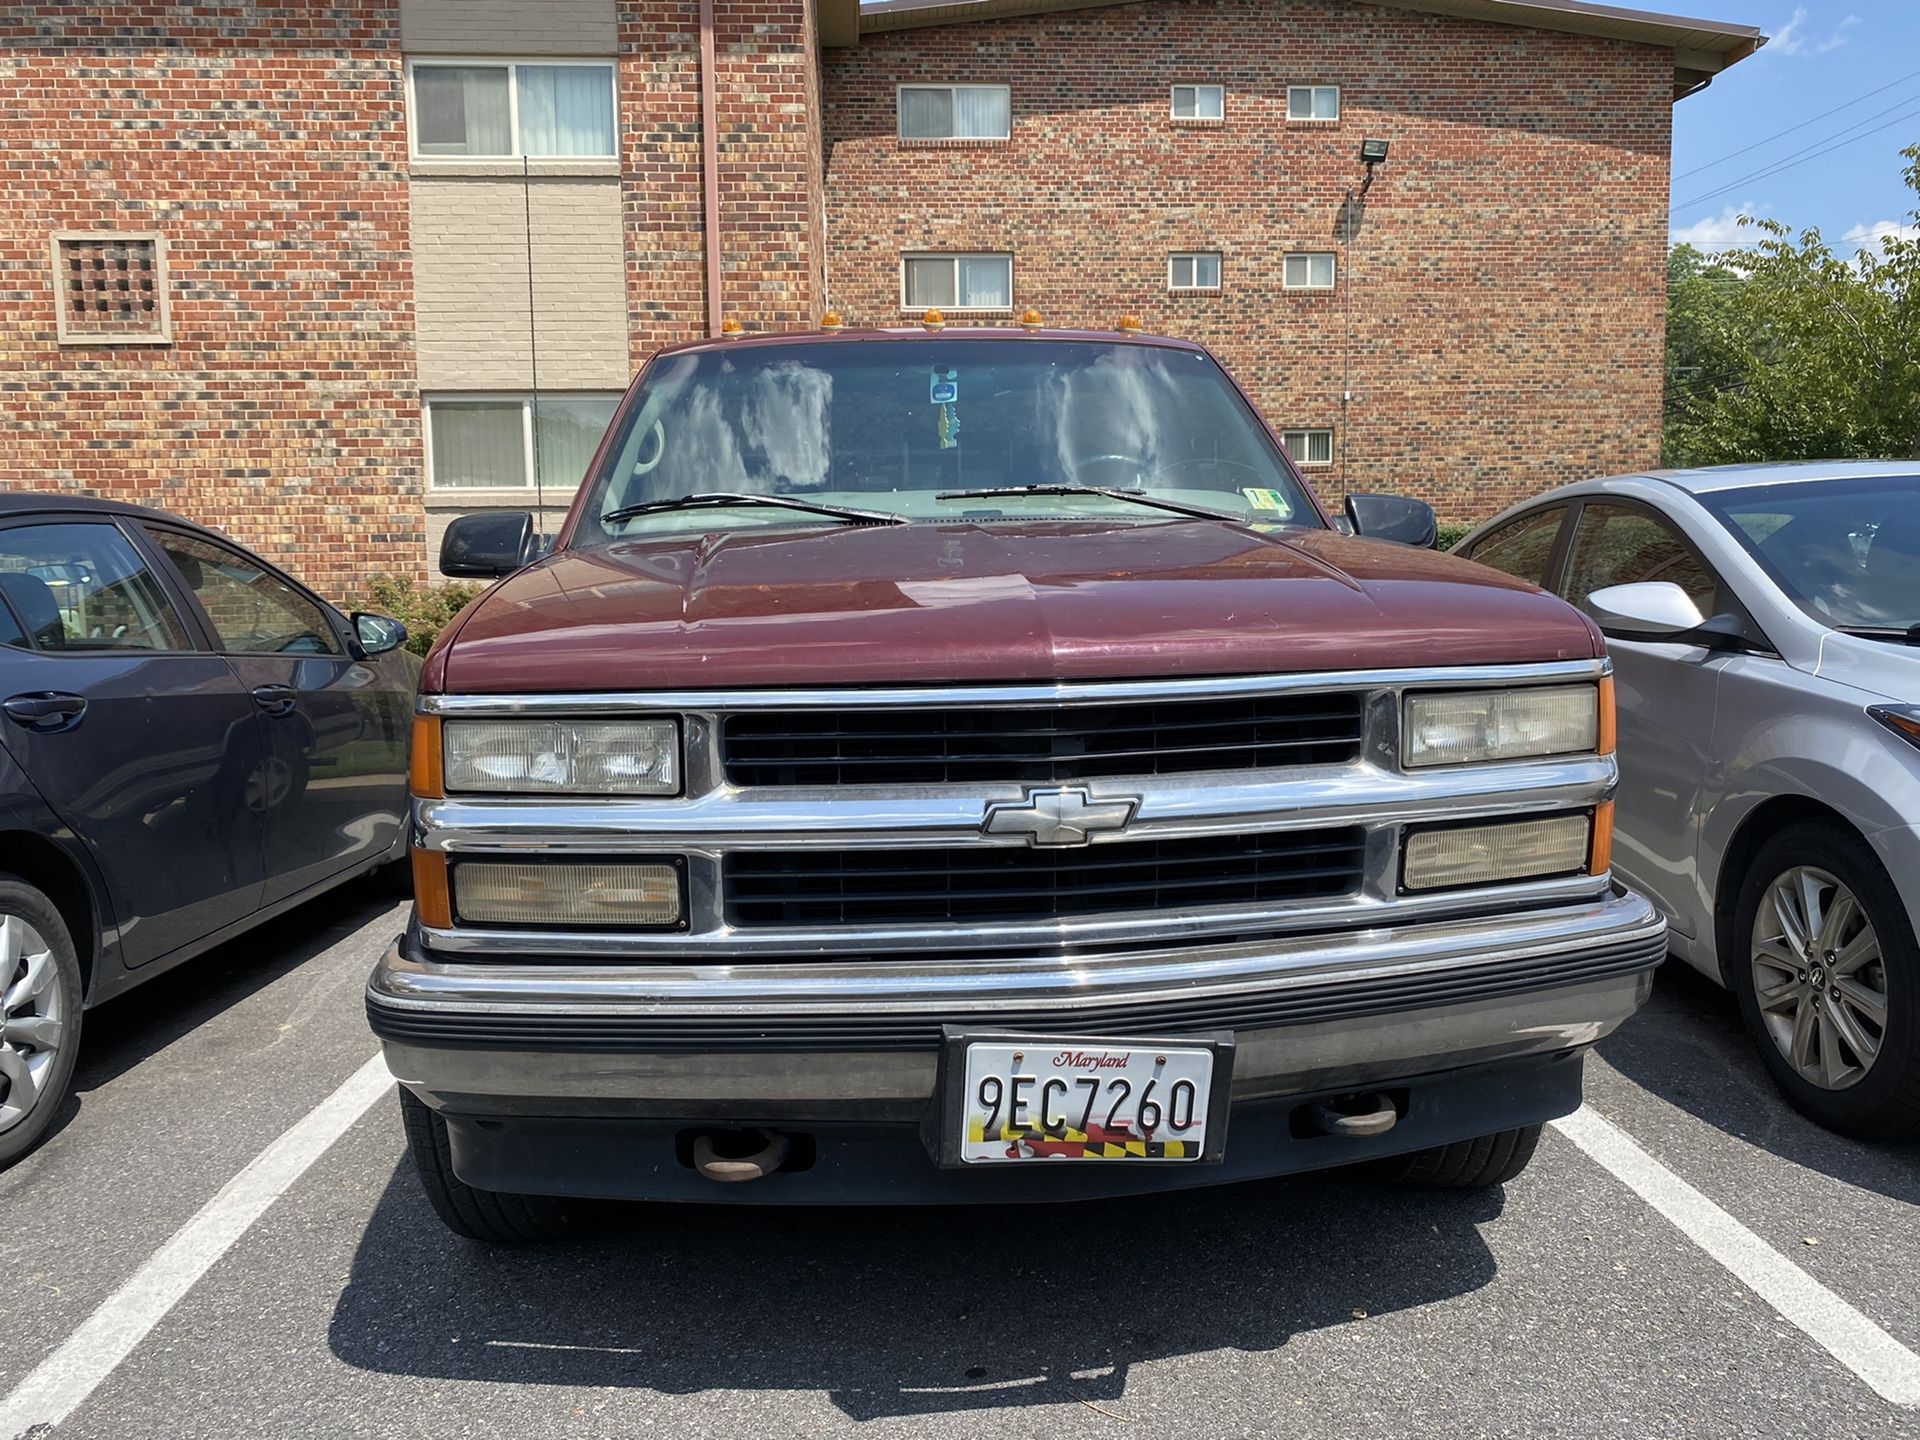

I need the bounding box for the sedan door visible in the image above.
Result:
[139,527,410,906]
[1555,499,1734,943]
[0,518,270,966]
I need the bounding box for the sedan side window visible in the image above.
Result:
[1462,506,1566,586]
[0,522,192,652]
[145,529,344,656]
[1561,504,1717,613]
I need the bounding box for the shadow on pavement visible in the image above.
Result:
[1599,962,1919,1202]
[329,1162,1505,1422]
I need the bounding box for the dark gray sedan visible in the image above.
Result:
[0,494,414,1164]
[1456,462,1919,1138]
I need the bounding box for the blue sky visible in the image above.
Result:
[1670,1,1920,253]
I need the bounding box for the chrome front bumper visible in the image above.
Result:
[369,888,1665,1120]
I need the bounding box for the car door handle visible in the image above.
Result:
[3,692,88,731]
[251,684,299,717]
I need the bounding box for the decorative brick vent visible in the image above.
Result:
[53,233,171,344]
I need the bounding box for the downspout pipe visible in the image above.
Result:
[699,0,723,336]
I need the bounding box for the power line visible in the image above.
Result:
[1675,66,1920,180]
[1678,99,1920,211]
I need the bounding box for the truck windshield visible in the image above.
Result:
[1702,475,1920,634]
[572,339,1320,544]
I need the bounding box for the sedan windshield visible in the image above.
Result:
[571,339,1319,545]
[1703,476,1920,633]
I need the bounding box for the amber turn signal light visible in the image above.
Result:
[1596,675,1617,757]
[409,714,444,799]
[1589,801,1615,877]
[411,849,452,929]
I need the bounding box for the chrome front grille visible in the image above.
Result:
[414,659,1618,960]
[719,693,1367,787]
[724,827,1367,927]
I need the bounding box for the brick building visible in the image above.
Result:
[0,0,1761,597]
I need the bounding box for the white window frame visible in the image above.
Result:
[51,231,172,346]
[896,84,1012,141]
[423,391,623,494]
[405,57,618,161]
[1283,429,1335,468]
[1167,252,1222,292]
[899,252,1014,313]
[1287,85,1341,122]
[1169,84,1224,121]
[1283,252,1338,291]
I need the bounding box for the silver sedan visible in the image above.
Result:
[1455,461,1919,1138]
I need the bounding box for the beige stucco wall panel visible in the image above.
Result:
[401,0,618,55]
[411,175,632,391]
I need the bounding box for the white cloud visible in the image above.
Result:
[1843,218,1920,250]
[1769,7,1860,57]
[1671,204,1770,248]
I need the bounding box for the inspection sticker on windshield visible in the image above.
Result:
[1242,487,1293,517]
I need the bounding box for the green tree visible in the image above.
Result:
[1664,144,1920,466]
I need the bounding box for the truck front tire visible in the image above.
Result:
[1374,1124,1543,1189]
[398,1088,589,1243]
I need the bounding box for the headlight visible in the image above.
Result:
[1403,813,1593,891]
[442,718,681,795]
[1403,684,1599,767]
[453,859,685,928]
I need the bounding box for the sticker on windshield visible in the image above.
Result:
[932,367,960,449]
[1242,487,1293,518]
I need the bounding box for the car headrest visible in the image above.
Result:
[0,573,66,650]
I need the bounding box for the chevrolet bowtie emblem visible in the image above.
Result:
[983,787,1138,847]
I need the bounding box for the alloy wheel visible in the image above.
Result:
[1750,865,1889,1091]
[0,913,65,1135]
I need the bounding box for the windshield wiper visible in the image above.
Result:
[601,492,908,528]
[1835,624,1920,646]
[934,484,1245,525]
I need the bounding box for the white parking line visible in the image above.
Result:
[1553,1106,1920,1407]
[0,1054,394,1439]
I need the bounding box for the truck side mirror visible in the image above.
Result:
[1344,493,1438,548]
[441,512,540,579]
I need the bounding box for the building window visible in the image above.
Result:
[898,85,1011,141]
[1168,252,1222,291]
[901,253,1013,311]
[52,233,170,345]
[424,393,623,490]
[1287,85,1341,122]
[408,60,617,159]
[1170,84,1224,120]
[1283,430,1335,467]
[1283,252,1337,290]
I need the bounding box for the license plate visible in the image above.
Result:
[947,1035,1225,1164]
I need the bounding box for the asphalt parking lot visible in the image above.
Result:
[3,889,1917,1440]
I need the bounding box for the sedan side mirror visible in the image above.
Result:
[351,612,408,657]
[1587,581,1768,653]
[1344,493,1438,548]
[441,511,540,579]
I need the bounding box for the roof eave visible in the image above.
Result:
[837,0,1767,95]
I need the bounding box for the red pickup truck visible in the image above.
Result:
[370,326,1663,1240]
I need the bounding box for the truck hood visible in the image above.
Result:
[434,520,1602,693]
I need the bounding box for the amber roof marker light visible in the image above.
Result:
[1019,308,1043,331]
[1116,315,1142,334]
[921,308,946,331]
[819,308,844,330]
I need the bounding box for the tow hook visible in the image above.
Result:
[691,1129,791,1182]
[1305,1093,1399,1139]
